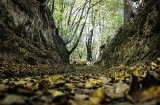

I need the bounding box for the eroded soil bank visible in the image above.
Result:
[97,0,160,68]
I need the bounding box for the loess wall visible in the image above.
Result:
[98,0,160,68]
[0,0,69,65]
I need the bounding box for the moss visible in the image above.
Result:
[12,0,34,17]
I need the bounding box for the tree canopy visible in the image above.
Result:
[48,0,124,61]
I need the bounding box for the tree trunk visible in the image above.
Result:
[86,29,93,61]
[69,0,91,55]
[86,6,95,61]
[51,0,55,14]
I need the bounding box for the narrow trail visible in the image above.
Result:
[0,59,160,105]
[70,65,105,75]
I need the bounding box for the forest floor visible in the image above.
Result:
[0,58,160,105]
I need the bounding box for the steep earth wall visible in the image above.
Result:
[99,0,160,68]
[0,0,69,65]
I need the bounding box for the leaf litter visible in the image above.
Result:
[0,58,160,105]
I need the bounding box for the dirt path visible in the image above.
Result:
[0,60,160,105]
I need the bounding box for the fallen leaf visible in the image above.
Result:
[157,58,160,62]
[74,94,89,101]
[0,94,26,105]
[116,72,126,80]
[115,81,129,97]
[89,88,105,104]
[65,83,75,89]
[14,80,27,85]
[151,62,158,70]
[46,75,63,82]
[85,78,101,88]
[99,76,111,84]
[140,86,160,102]
[48,89,64,97]
[0,84,9,91]
[70,100,96,105]
[105,81,129,99]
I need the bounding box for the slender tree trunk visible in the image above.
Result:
[68,0,91,55]
[86,6,95,61]
[86,29,93,61]
[51,0,55,14]
[67,0,76,25]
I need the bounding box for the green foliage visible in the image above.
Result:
[48,0,124,61]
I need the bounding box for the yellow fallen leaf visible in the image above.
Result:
[65,83,75,89]
[14,80,26,85]
[45,75,63,82]
[151,62,158,67]
[33,83,39,91]
[151,62,158,70]
[48,89,64,97]
[85,81,93,88]
[138,71,146,78]
[116,72,126,80]
[89,88,105,104]
[85,78,101,88]
[131,69,139,76]
[157,58,160,62]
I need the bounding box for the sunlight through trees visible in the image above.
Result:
[48,0,124,62]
